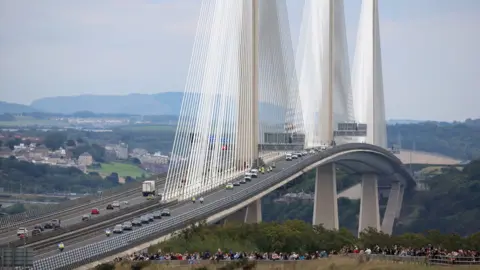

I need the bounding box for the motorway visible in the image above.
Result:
[0,180,167,244]
[35,153,304,260]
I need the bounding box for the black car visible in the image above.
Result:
[106,204,114,210]
[161,209,171,216]
[32,229,42,236]
[34,224,44,231]
[233,182,240,186]
[43,223,53,229]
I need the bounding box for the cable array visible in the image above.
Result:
[296,0,354,148]
[165,0,301,201]
[351,0,387,147]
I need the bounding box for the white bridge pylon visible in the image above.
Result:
[297,0,355,149]
[164,0,304,201]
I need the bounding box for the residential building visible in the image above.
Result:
[78,152,93,166]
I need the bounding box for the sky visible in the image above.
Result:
[0,0,479,121]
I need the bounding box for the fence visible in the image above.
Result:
[0,173,167,231]
[354,254,480,266]
[33,144,411,270]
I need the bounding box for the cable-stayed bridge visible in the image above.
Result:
[29,1,417,269]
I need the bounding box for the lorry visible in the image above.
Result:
[142,180,156,197]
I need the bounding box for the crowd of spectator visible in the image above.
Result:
[113,249,330,263]
[112,246,480,265]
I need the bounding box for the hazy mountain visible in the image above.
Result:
[30,92,287,123]
[0,101,40,114]
[387,119,427,125]
[31,92,183,115]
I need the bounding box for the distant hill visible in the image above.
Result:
[30,92,286,123]
[387,119,426,125]
[31,93,183,116]
[0,101,39,114]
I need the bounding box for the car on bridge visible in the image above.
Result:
[113,224,123,234]
[122,221,133,231]
[161,209,171,216]
[82,214,91,221]
[132,218,142,226]
[43,222,53,229]
[106,204,114,210]
[34,224,44,231]
[32,228,42,237]
[244,173,252,181]
[146,214,154,222]
[240,178,247,184]
[51,219,61,228]
[233,182,240,186]
[286,154,292,161]
[153,211,162,219]
[225,183,234,190]
[112,201,120,208]
[17,227,28,237]
[250,169,258,177]
[91,208,100,215]
[140,215,149,224]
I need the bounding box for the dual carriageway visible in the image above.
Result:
[1,146,411,269]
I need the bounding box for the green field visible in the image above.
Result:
[88,162,149,178]
[118,125,177,132]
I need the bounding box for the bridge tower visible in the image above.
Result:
[164,0,303,225]
[352,0,402,235]
[298,0,353,230]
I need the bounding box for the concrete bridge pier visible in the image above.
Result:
[381,180,400,235]
[313,164,339,230]
[223,199,262,224]
[358,173,380,235]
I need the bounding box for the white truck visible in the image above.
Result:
[142,180,156,197]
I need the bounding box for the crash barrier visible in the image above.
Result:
[0,174,167,232]
[34,144,413,270]
[350,254,480,266]
[1,199,163,248]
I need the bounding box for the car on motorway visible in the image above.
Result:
[161,209,171,217]
[147,194,155,200]
[140,215,149,224]
[123,200,129,205]
[43,222,53,229]
[82,214,91,221]
[233,182,240,186]
[146,214,154,222]
[292,154,298,159]
[153,211,162,219]
[106,204,114,210]
[272,162,276,168]
[17,227,28,237]
[250,169,258,178]
[132,218,142,226]
[122,221,133,230]
[286,154,292,161]
[240,178,247,184]
[225,183,234,190]
[244,173,252,182]
[91,208,100,215]
[34,224,44,231]
[112,201,120,208]
[32,229,42,236]
[113,224,124,234]
[51,219,61,228]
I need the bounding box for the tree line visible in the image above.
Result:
[0,157,120,194]
[151,221,480,254]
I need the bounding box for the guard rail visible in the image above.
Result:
[0,173,167,230]
[351,254,480,266]
[33,153,317,269]
[0,175,166,233]
[34,145,411,269]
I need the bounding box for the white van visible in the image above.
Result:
[286,154,292,161]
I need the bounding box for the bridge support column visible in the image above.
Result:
[358,173,380,235]
[381,181,400,235]
[245,199,262,223]
[223,207,247,224]
[313,164,339,230]
[396,185,405,219]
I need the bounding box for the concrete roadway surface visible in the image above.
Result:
[35,153,309,260]
[0,183,166,244]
